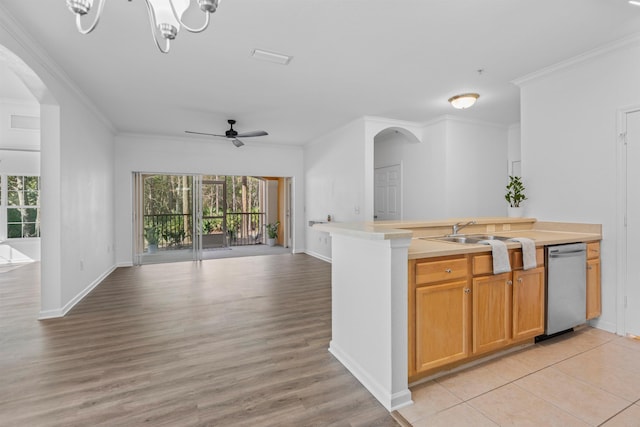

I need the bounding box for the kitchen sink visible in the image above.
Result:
[433,234,512,244]
[468,235,511,241]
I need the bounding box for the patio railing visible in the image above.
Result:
[144,212,265,249]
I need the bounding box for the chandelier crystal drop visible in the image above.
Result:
[65,0,220,53]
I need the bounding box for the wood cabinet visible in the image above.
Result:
[472,272,511,355]
[411,256,470,374]
[512,267,546,340]
[415,280,470,372]
[410,249,545,379]
[586,242,601,320]
[472,264,545,355]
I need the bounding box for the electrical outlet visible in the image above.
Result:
[354,205,360,214]
[502,224,511,231]
[487,225,496,233]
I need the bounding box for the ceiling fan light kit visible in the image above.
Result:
[448,93,480,109]
[65,0,220,53]
[185,119,268,148]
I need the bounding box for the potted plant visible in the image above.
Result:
[505,175,527,217]
[265,221,280,247]
[145,226,159,253]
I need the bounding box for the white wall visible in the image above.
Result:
[508,123,521,176]
[114,134,305,265]
[518,39,640,333]
[374,117,509,220]
[1,14,116,317]
[304,119,367,261]
[443,119,508,217]
[0,99,40,150]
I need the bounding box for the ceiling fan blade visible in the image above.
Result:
[232,138,245,147]
[235,130,268,138]
[185,131,227,137]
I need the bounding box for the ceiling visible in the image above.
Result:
[1,0,640,146]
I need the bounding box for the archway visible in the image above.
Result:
[364,118,422,221]
[0,43,61,318]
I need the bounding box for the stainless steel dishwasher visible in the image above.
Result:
[544,243,587,337]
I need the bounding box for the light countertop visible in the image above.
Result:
[408,229,601,259]
[313,218,602,259]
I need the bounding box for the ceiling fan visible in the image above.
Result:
[185,119,268,147]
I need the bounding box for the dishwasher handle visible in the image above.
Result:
[548,249,586,258]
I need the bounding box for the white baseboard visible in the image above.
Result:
[304,250,332,263]
[117,261,134,267]
[38,264,117,320]
[328,340,412,412]
[589,319,618,334]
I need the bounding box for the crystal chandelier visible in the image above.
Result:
[66,0,220,53]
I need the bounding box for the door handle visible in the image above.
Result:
[549,250,586,258]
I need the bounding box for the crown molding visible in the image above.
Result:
[0,5,116,134]
[423,114,509,130]
[513,32,640,87]
[363,115,423,129]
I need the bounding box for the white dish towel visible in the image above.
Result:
[479,240,511,274]
[509,237,537,270]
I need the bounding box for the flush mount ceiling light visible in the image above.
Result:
[448,93,480,109]
[630,1,640,6]
[65,0,220,54]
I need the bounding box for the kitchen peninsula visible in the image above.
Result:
[313,217,601,412]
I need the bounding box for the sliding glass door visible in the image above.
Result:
[132,173,287,264]
[133,173,200,265]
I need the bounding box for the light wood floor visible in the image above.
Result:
[0,256,398,426]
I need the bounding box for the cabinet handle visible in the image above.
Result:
[588,266,593,270]
[507,280,513,285]
[518,278,523,283]
[464,288,471,294]
[445,268,452,273]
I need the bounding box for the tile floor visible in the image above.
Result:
[396,327,640,426]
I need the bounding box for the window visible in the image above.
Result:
[6,175,40,238]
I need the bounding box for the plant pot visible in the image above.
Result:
[508,207,523,218]
[148,243,158,254]
[267,238,276,247]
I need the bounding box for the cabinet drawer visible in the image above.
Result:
[587,242,600,260]
[472,254,494,276]
[512,248,544,270]
[473,248,543,275]
[416,257,467,284]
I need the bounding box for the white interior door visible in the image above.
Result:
[374,164,401,221]
[626,109,640,336]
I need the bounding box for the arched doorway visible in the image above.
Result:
[0,44,61,318]
[369,122,422,221]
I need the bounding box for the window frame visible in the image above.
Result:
[2,174,41,240]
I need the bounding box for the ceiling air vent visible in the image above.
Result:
[11,115,40,130]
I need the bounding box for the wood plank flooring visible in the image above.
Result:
[0,255,398,426]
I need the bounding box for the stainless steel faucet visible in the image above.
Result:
[451,220,476,236]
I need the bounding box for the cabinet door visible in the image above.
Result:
[586,258,601,319]
[512,267,545,341]
[472,273,512,355]
[415,280,470,373]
